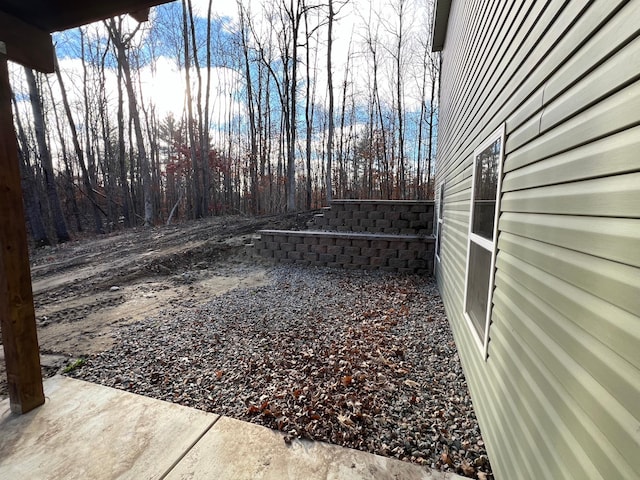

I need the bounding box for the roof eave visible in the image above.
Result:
[431,0,452,52]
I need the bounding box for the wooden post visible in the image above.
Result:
[0,47,45,414]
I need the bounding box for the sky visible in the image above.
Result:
[140,0,432,118]
[10,0,434,155]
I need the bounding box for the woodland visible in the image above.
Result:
[9,0,440,246]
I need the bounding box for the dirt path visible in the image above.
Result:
[0,213,314,400]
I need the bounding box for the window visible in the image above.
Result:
[435,182,445,261]
[463,125,504,358]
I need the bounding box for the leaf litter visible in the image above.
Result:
[67,265,493,479]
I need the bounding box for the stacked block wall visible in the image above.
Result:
[313,200,434,235]
[254,230,434,275]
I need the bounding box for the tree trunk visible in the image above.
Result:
[11,94,49,246]
[416,44,428,199]
[325,0,335,205]
[44,75,83,232]
[53,56,104,234]
[286,0,300,212]
[338,51,350,199]
[239,2,258,214]
[182,0,202,218]
[96,49,118,227]
[24,68,71,243]
[107,17,153,226]
[427,53,439,198]
[116,57,132,227]
[303,5,316,210]
[80,32,102,224]
[203,0,214,215]
[394,0,406,199]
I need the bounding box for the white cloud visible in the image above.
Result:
[10,50,244,170]
[140,56,245,126]
[191,0,239,20]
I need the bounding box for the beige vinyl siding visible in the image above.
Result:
[500,173,640,218]
[434,0,640,479]
[439,0,631,175]
[507,0,640,134]
[501,126,640,190]
[499,213,640,268]
[438,0,580,175]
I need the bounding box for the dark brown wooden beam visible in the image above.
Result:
[129,8,151,23]
[0,53,45,414]
[0,9,54,72]
[2,1,174,34]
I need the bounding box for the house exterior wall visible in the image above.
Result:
[433,1,640,479]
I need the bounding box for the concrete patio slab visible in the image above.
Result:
[0,376,218,479]
[165,415,464,480]
[0,375,465,480]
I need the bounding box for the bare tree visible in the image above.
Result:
[114,37,132,227]
[325,0,335,204]
[24,68,71,243]
[107,17,154,226]
[11,93,50,246]
[80,30,103,223]
[394,0,408,198]
[361,6,390,197]
[303,1,322,209]
[426,51,439,197]
[44,75,83,232]
[380,0,412,198]
[203,0,214,215]
[184,0,204,218]
[53,55,105,234]
[238,1,259,214]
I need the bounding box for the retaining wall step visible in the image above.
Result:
[316,199,434,235]
[254,230,434,275]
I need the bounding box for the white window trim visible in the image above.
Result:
[462,124,505,360]
[435,181,444,263]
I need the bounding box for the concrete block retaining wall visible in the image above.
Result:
[254,230,434,275]
[313,200,434,235]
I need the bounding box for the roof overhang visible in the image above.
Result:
[0,0,173,72]
[432,0,452,52]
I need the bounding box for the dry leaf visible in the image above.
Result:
[461,461,475,476]
[404,379,419,388]
[337,414,355,428]
[247,405,261,415]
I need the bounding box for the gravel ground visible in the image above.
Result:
[67,265,493,479]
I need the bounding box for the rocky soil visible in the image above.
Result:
[0,213,312,399]
[2,214,493,479]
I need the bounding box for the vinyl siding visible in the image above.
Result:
[434,0,640,479]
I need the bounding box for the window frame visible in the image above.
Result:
[462,124,505,359]
[435,181,445,263]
